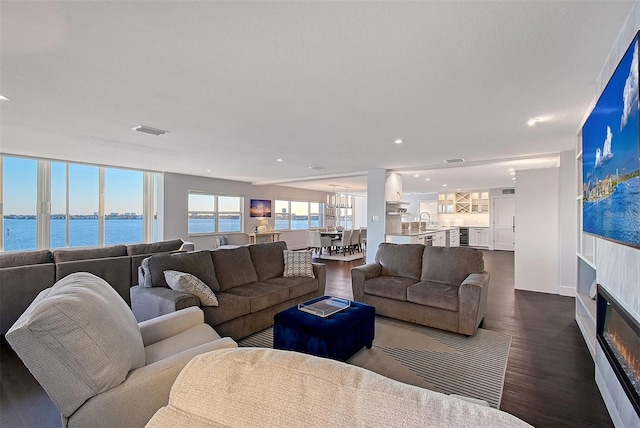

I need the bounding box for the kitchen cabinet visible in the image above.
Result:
[470,192,490,213]
[468,227,489,248]
[438,190,489,214]
[437,193,455,213]
[432,231,446,247]
[447,228,460,247]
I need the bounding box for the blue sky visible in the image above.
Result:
[582,34,640,185]
[3,157,143,215]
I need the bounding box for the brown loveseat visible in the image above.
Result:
[130,241,327,340]
[0,239,188,336]
[351,243,489,336]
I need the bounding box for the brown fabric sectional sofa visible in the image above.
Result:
[131,241,327,340]
[0,239,186,336]
[351,243,489,336]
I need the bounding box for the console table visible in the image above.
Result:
[247,232,281,244]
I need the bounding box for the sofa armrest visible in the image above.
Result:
[312,263,327,296]
[139,306,205,347]
[350,263,382,301]
[458,272,490,335]
[130,285,199,323]
[67,338,238,428]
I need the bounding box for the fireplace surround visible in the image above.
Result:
[596,286,640,417]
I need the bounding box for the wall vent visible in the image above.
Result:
[132,125,169,136]
[444,158,465,163]
[502,188,516,195]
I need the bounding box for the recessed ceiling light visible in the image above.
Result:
[394,139,403,144]
[276,158,284,162]
[425,178,430,181]
[206,169,212,172]
[512,177,516,180]
[132,125,169,136]
[442,184,447,187]
[444,158,465,163]
[508,168,515,172]
[414,174,420,178]
[0,95,9,101]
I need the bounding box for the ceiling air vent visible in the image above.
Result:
[502,188,516,195]
[132,125,169,136]
[308,166,324,171]
[444,158,465,163]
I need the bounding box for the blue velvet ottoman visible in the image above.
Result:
[273,296,375,362]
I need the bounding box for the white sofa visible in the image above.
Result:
[6,272,237,428]
[148,347,532,428]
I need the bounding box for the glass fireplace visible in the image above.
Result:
[596,286,640,417]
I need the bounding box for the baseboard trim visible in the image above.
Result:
[559,286,576,297]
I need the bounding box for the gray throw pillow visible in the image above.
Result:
[164,270,219,306]
[283,250,315,278]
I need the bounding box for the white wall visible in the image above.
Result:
[162,173,329,250]
[367,169,387,263]
[559,150,577,296]
[585,4,640,425]
[515,167,560,293]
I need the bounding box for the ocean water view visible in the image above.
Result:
[2,217,330,252]
[583,176,640,247]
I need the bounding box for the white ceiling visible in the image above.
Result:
[0,1,634,195]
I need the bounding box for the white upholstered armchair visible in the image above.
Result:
[6,272,237,428]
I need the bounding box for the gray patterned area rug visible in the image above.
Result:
[238,316,512,409]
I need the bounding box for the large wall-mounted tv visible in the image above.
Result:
[582,32,640,249]
[249,199,272,218]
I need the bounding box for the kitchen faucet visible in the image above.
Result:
[419,212,431,231]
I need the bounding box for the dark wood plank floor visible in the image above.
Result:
[0,250,612,427]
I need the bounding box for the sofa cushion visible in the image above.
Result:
[265,276,319,299]
[55,256,132,305]
[421,247,484,286]
[5,272,145,417]
[143,251,220,291]
[52,245,128,263]
[126,239,184,256]
[225,282,290,313]
[0,249,53,268]
[364,276,418,301]
[283,250,314,278]
[210,247,258,291]
[407,281,459,312]
[249,241,287,281]
[202,292,251,326]
[375,243,424,280]
[164,270,218,307]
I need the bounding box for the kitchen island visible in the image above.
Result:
[386,226,459,247]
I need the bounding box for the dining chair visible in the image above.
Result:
[360,227,367,251]
[306,230,332,256]
[350,229,361,253]
[335,230,353,256]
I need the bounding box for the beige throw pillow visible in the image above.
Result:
[283,250,315,278]
[164,270,219,306]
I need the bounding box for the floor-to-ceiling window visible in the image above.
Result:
[2,157,38,251]
[69,164,99,247]
[105,168,144,245]
[0,155,158,252]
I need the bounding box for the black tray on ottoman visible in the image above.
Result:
[273,296,375,361]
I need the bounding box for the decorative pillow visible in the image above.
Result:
[283,250,315,278]
[164,270,219,306]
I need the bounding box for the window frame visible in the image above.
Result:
[187,191,243,236]
[274,199,325,231]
